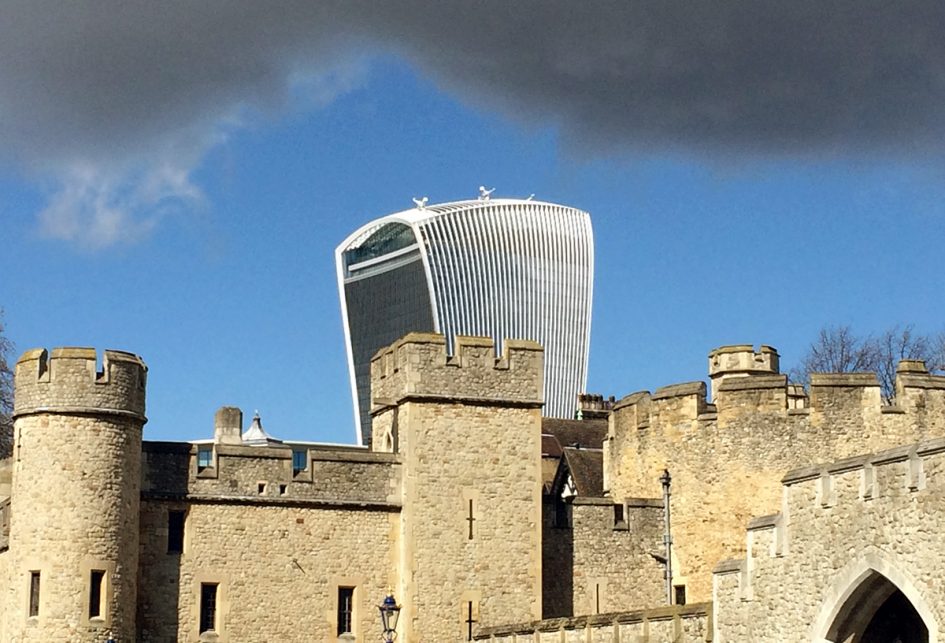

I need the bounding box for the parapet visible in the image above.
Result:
[13,347,147,421]
[370,333,543,411]
[611,343,945,433]
[708,345,780,400]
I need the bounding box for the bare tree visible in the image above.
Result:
[792,325,945,404]
[0,310,13,443]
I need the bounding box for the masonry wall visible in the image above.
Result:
[569,498,665,616]
[375,334,544,641]
[0,544,9,638]
[137,500,398,642]
[713,437,945,642]
[138,441,401,642]
[607,360,945,603]
[474,603,712,642]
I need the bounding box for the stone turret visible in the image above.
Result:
[708,345,780,400]
[8,348,147,642]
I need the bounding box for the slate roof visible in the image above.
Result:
[541,417,607,453]
[540,417,608,494]
[560,447,605,498]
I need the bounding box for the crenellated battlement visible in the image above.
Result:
[14,347,147,421]
[370,333,543,411]
[611,347,945,429]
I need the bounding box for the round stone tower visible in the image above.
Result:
[7,347,146,642]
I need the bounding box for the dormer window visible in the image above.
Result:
[292,449,307,475]
[197,446,213,470]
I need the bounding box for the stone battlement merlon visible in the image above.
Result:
[610,382,710,427]
[13,347,147,421]
[370,332,544,410]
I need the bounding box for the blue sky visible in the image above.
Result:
[3,5,945,444]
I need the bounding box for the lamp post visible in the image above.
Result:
[379,593,401,642]
[660,468,673,605]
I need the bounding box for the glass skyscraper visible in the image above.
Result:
[336,197,594,445]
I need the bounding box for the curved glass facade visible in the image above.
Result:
[336,198,594,445]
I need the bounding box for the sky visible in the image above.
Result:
[3,2,945,444]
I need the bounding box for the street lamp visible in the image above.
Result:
[379,593,401,642]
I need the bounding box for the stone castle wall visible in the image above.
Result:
[570,498,666,616]
[474,603,712,642]
[374,334,544,640]
[8,348,146,642]
[543,497,665,619]
[14,336,945,641]
[136,439,401,641]
[137,441,401,641]
[713,437,945,641]
[606,348,945,603]
[137,500,397,642]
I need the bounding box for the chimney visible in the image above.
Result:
[214,406,243,445]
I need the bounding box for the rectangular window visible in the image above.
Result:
[28,571,40,617]
[200,583,218,634]
[167,510,185,554]
[337,586,354,635]
[613,503,625,525]
[292,449,307,474]
[197,446,213,469]
[674,584,687,606]
[89,570,105,619]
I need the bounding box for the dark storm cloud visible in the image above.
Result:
[373,1,945,155]
[2,1,943,245]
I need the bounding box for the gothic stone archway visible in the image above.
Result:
[825,570,928,643]
[810,548,941,643]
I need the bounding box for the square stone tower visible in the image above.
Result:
[371,334,544,641]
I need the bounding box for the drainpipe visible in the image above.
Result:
[660,468,673,605]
